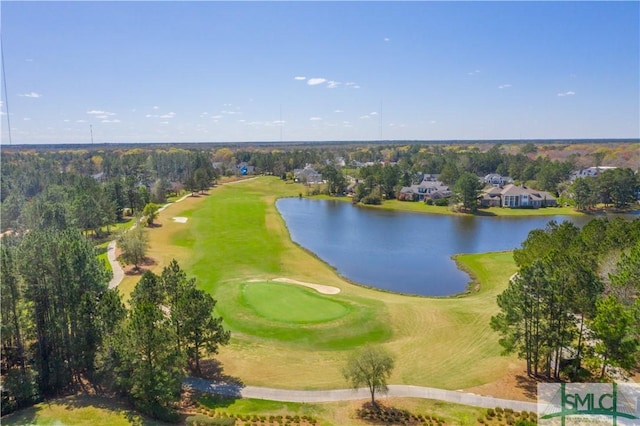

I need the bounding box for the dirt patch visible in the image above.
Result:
[173,217,188,223]
[463,365,538,402]
[121,256,158,275]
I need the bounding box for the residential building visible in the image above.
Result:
[479,184,557,208]
[570,166,617,181]
[294,165,323,184]
[398,175,450,201]
[483,173,513,187]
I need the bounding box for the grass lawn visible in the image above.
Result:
[1,395,162,426]
[312,196,584,217]
[95,241,112,274]
[133,176,524,394]
[240,282,351,323]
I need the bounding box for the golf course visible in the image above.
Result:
[123,176,525,397]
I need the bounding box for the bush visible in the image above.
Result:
[185,415,235,425]
[361,194,382,205]
[434,197,449,206]
[0,368,40,416]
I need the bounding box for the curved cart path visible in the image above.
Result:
[184,377,537,412]
[106,192,194,289]
[107,240,125,289]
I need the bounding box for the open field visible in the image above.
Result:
[133,176,526,397]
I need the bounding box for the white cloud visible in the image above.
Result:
[211,115,222,119]
[19,92,42,98]
[326,80,340,89]
[23,117,31,121]
[307,78,327,86]
[310,117,323,121]
[159,112,176,118]
[294,76,306,80]
[360,115,370,119]
[160,121,169,125]
[25,58,34,62]
[63,119,70,122]
[153,106,159,110]
[498,84,512,89]
[370,112,378,116]
[273,120,286,125]
[467,69,481,76]
[76,120,87,123]
[334,109,344,113]
[101,119,121,123]
[87,110,115,116]
[557,91,576,97]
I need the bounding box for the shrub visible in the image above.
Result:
[362,194,382,205]
[185,414,235,425]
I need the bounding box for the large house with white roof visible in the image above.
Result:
[479,184,557,208]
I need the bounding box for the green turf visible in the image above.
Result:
[216,280,391,350]
[1,395,160,426]
[240,282,350,324]
[144,176,521,391]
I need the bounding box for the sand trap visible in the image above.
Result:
[247,278,341,295]
[173,217,188,223]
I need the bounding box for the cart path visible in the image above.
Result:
[107,240,125,289]
[106,192,197,289]
[183,377,537,412]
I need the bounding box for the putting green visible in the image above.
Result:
[214,279,391,350]
[240,282,350,323]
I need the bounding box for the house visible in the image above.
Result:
[398,176,450,202]
[570,166,617,181]
[479,186,503,207]
[233,162,255,176]
[479,184,557,208]
[484,174,513,187]
[294,165,323,184]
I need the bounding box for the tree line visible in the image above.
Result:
[3,144,638,233]
[1,225,229,420]
[491,218,640,381]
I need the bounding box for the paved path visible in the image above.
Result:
[183,377,537,412]
[107,240,125,289]
[106,192,195,289]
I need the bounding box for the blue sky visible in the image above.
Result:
[1,1,638,144]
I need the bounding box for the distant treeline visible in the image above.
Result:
[2,142,639,232]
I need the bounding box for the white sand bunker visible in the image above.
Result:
[172,217,188,223]
[247,278,341,295]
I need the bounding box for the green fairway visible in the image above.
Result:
[142,176,524,394]
[241,282,350,323]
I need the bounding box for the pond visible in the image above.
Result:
[276,198,597,296]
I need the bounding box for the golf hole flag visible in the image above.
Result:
[538,383,640,425]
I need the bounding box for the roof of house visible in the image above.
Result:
[498,184,556,200]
